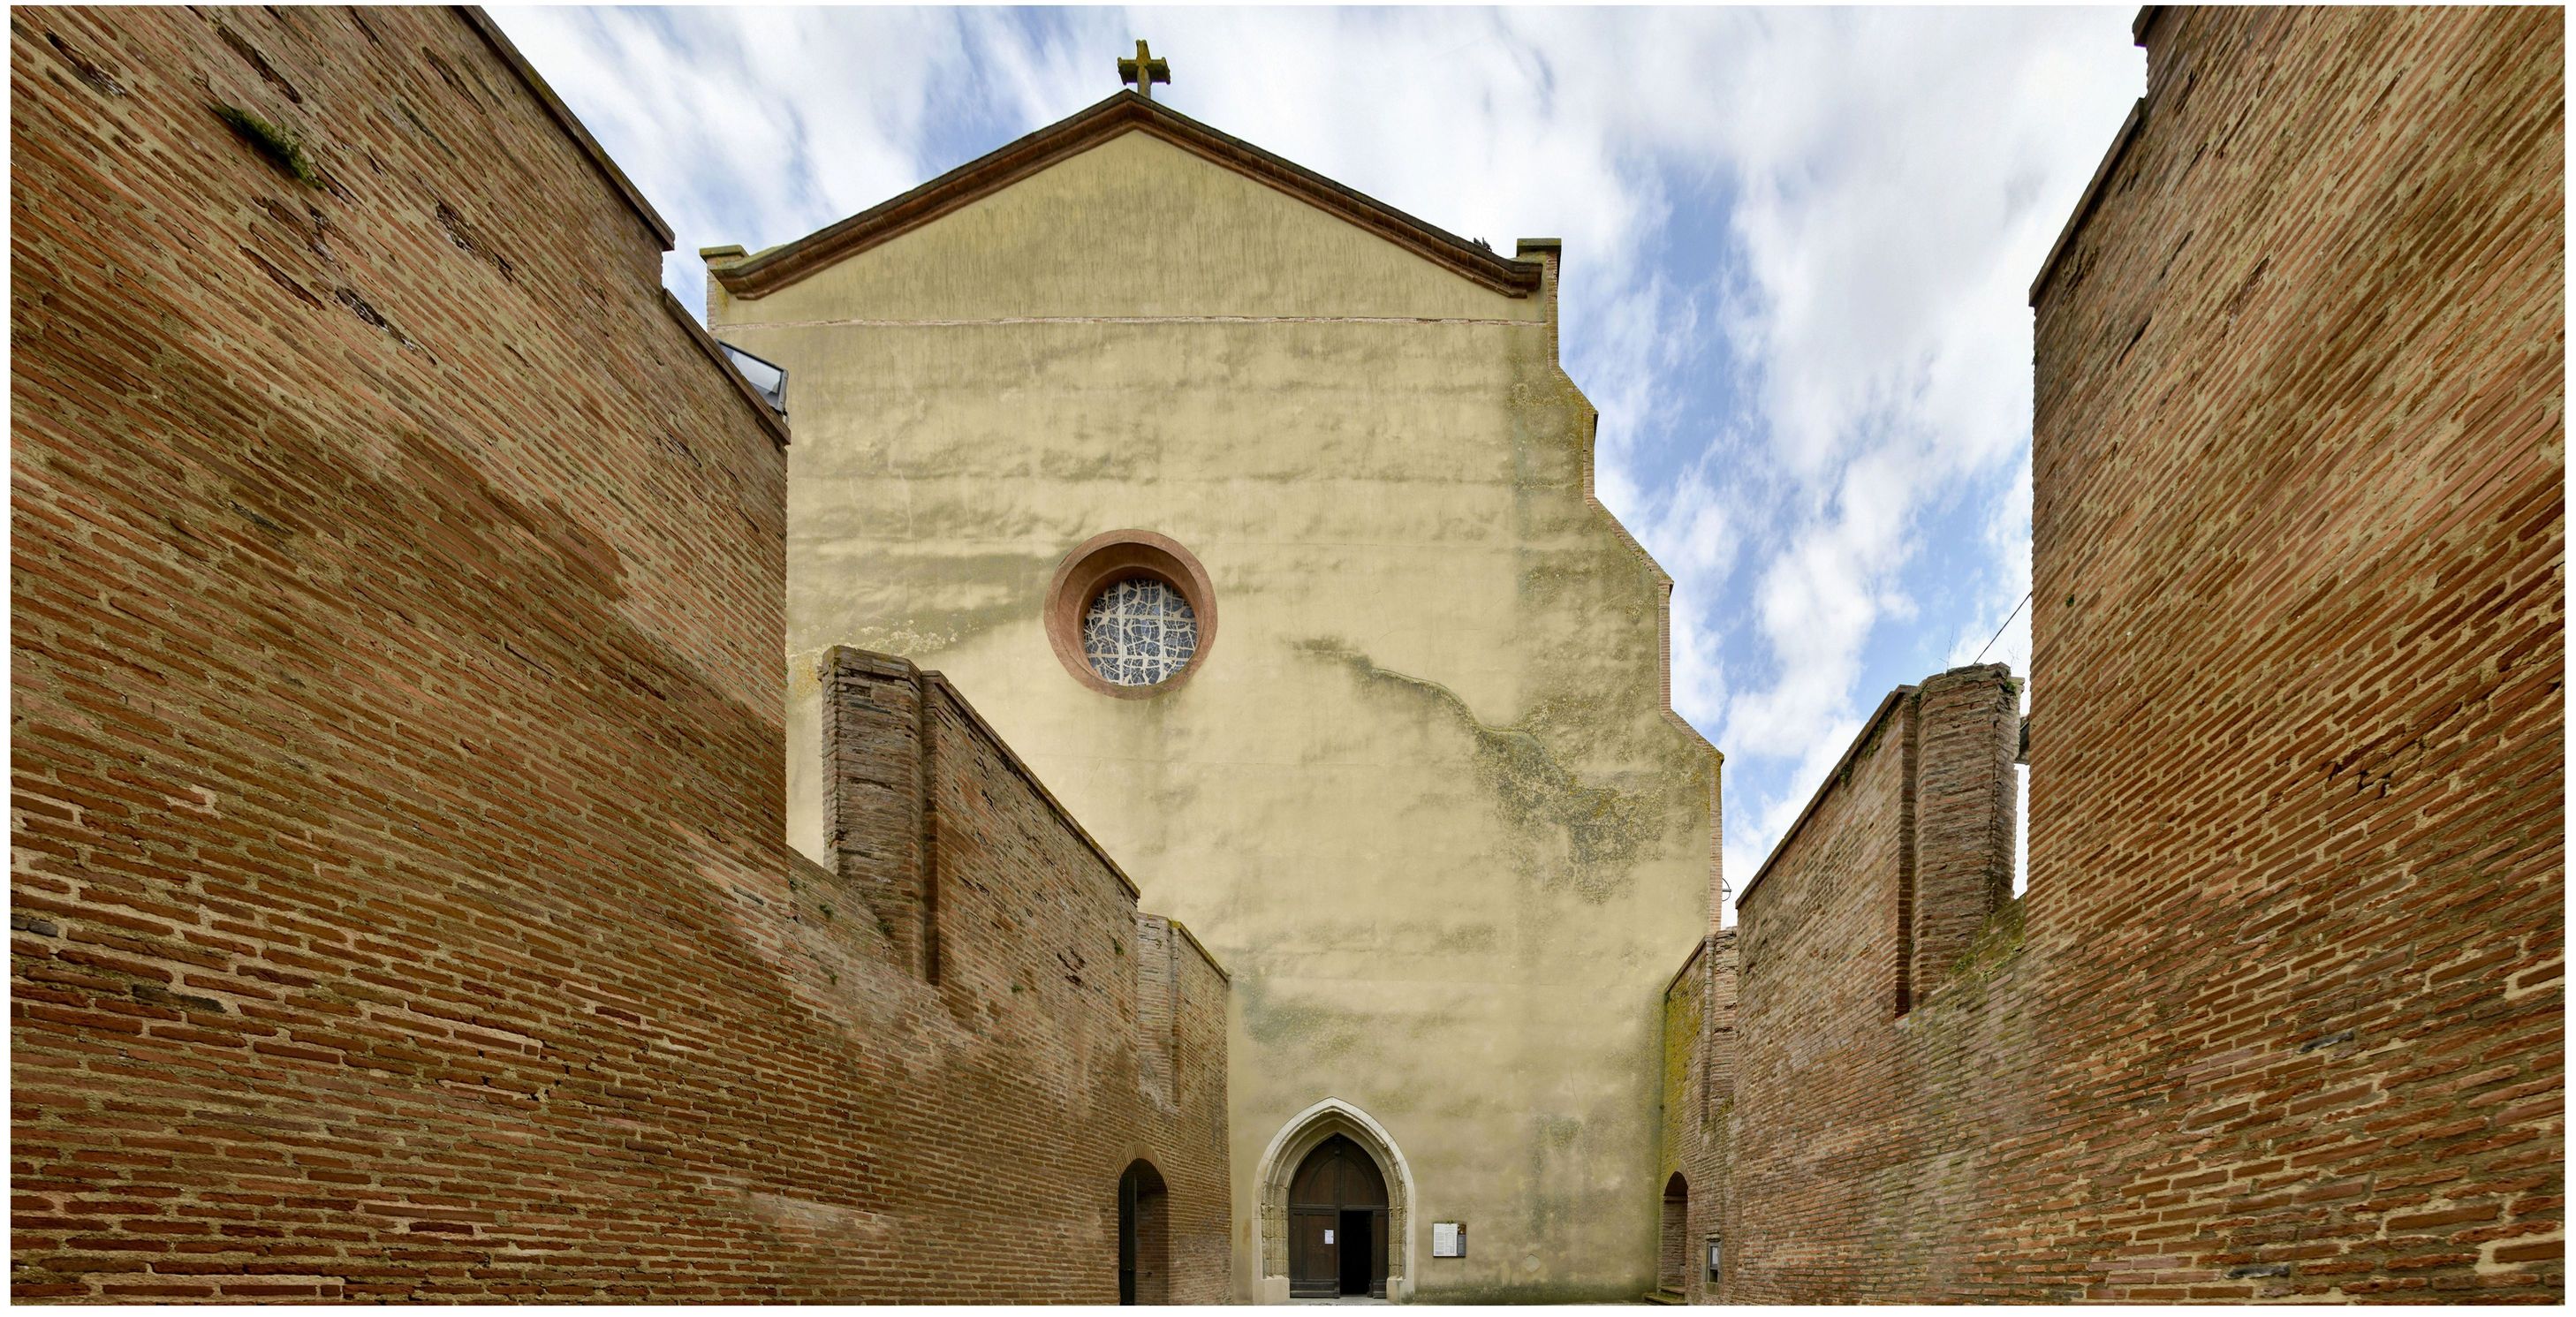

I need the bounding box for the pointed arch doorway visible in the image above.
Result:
[1256,1098,1415,1302]
[1290,1135,1387,1298]
[1657,1172,1688,1297]
[1118,1159,1168,1305]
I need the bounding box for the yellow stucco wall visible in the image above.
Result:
[715,127,1720,1302]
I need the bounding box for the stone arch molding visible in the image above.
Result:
[1254,1098,1417,1303]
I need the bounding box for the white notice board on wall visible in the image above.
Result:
[1432,1222,1465,1257]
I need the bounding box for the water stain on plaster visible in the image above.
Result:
[839,621,989,660]
[1293,637,1655,903]
[1524,1112,1588,1244]
[1436,922,1502,955]
[813,549,1055,658]
[1234,974,1375,1062]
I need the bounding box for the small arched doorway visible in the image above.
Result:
[1118,1160,1169,1305]
[1289,1134,1389,1298]
[1257,1100,1415,1302]
[1658,1172,1689,1297]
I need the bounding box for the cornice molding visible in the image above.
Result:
[711,91,1544,301]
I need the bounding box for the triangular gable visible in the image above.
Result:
[710,91,1542,301]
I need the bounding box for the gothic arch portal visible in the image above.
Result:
[1118,1158,1170,1305]
[1254,1099,1415,1303]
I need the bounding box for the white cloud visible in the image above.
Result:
[1610,9,2136,912]
[1948,456,2035,676]
[492,7,1065,303]
[1726,710,1866,890]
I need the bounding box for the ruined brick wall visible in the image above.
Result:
[811,648,1232,1303]
[11,6,1228,1302]
[1702,6,2563,1304]
[1658,930,1735,1304]
[1724,668,2033,1302]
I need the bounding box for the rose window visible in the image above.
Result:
[1081,577,1200,686]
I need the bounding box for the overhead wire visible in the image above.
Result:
[1974,590,2032,665]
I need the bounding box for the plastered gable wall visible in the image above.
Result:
[11,7,1229,1304]
[714,131,1542,325]
[721,123,1720,1300]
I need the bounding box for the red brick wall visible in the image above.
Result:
[1724,667,2031,1302]
[813,648,1232,1303]
[11,6,1229,1302]
[1904,666,2020,1012]
[1658,930,1735,1304]
[1690,6,2563,1304]
[2010,6,2563,1300]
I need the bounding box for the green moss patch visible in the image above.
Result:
[213,102,316,186]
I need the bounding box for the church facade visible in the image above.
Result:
[705,89,1723,1302]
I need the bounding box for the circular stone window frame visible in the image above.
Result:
[1045,529,1217,700]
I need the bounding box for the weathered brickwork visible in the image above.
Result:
[11,6,1229,1303]
[1723,668,2031,1303]
[810,649,1232,1303]
[1671,6,2563,1304]
[1657,929,1735,1305]
[2009,6,2563,1299]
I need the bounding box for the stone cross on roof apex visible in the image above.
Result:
[1118,40,1171,100]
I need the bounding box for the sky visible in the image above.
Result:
[494,5,2145,916]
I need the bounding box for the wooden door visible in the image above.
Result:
[1287,1136,1390,1298]
[1369,1207,1389,1298]
[1119,1160,1168,1305]
[1288,1207,1338,1298]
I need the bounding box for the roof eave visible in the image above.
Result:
[711,91,1543,301]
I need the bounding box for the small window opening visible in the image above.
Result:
[717,341,787,413]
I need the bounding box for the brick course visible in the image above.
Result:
[1671,6,2561,1304]
[807,648,1231,1302]
[11,6,1226,1302]
[1719,668,2034,1303]
[1658,929,1735,1305]
[2011,7,2562,1300]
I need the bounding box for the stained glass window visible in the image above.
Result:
[1082,576,1198,686]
